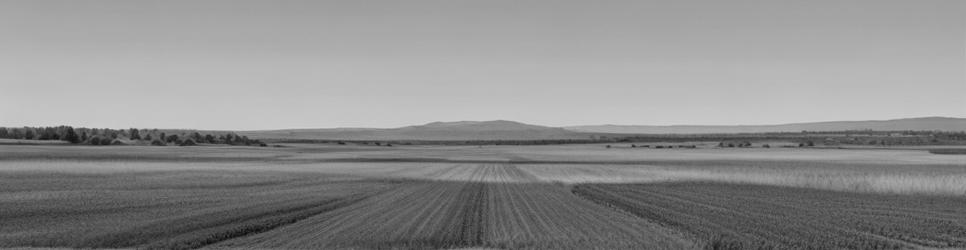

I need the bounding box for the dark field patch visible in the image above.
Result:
[573,182,966,249]
[0,172,397,249]
[929,148,966,155]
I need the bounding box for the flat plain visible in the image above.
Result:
[1,144,965,249]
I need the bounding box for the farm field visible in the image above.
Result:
[574,182,966,249]
[1,144,965,249]
[215,181,692,249]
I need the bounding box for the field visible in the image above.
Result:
[1,144,965,249]
[574,182,966,249]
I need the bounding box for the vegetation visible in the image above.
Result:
[0,126,265,147]
[929,148,966,155]
[573,182,966,249]
[265,130,966,146]
[0,171,395,249]
[2,144,964,249]
[216,181,691,249]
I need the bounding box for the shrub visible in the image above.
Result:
[179,139,197,146]
[151,140,166,146]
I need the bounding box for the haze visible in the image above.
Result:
[2,0,964,130]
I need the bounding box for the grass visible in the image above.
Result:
[573,182,966,249]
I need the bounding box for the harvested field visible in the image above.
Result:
[574,182,966,249]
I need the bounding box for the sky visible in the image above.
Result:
[2,0,964,130]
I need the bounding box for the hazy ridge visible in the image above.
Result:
[566,117,966,134]
[240,117,966,140]
[240,120,586,140]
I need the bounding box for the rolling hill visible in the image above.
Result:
[566,117,966,134]
[239,117,966,141]
[239,120,587,141]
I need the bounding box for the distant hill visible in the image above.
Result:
[566,117,966,134]
[240,120,587,141]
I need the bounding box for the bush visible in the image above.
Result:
[179,139,197,146]
[88,136,113,146]
[151,140,166,146]
[110,140,124,145]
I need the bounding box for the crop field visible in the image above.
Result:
[574,182,966,249]
[0,171,399,249]
[1,144,965,249]
[215,181,692,249]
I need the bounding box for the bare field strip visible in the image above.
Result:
[214,181,695,249]
[573,182,966,249]
[0,171,399,249]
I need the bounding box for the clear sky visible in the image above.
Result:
[2,0,964,130]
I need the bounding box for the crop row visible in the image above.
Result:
[216,181,694,249]
[0,171,396,249]
[573,182,966,249]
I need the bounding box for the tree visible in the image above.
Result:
[62,126,80,143]
[144,134,153,141]
[204,134,216,144]
[129,128,141,140]
[10,128,23,139]
[0,128,8,138]
[87,135,111,145]
[81,132,88,142]
[165,134,179,143]
[24,129,35,140]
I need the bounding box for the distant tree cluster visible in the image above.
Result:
[717,141,755,148]
[0,126,267,147]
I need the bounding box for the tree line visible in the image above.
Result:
[0,126,266,146]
